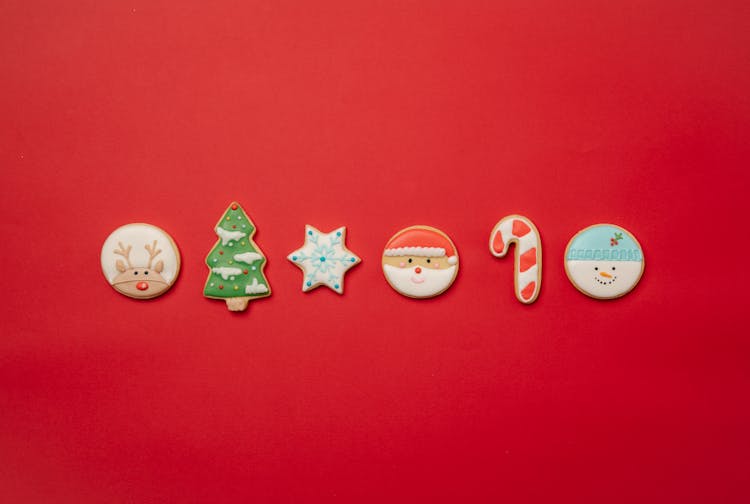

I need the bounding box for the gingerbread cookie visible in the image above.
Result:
[564,224,645,299]
[382,225,459,298]
[489,215,542,304]
[287,225,361,294]
[204,202,271,312]
[100,223,181,299]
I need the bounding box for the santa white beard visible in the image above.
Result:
[383,264,457,298]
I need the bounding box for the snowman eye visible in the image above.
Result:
[612,267,616,271]
[594,267,598,271]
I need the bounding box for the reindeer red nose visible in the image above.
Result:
[415,267,422,274]
[136,281,149,291]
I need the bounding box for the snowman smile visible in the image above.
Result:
[594,272,617,286]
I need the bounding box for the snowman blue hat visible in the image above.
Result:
[566,224,643,262]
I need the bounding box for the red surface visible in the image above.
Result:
[1,1,749,502]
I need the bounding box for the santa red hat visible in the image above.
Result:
[384,227,458,265]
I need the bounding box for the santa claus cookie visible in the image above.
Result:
[564,224,645,299]
[101,223,181,299]
[382,226,459,298]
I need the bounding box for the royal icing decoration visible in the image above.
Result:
[287,225,361,294]
[489,215,542,304]
[215,227,247,246]
[101,223,181,300]
[564,224,645,299]
[204,202,271,311]
[382,225,459,299]
[211,267,243,280]
[233,252,262,264]
[245,278,269,295]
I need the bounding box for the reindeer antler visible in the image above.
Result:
[113,241,133,268]
[144,240,162,269]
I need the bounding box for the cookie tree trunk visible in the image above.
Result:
[226,297,250,312]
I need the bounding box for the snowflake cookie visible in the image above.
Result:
[287,225,361,294]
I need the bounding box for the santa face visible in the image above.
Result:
[564,224,644,300]
[382,255,457,298]
[565,260,643,299]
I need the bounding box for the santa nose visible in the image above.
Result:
[414,267,422,274]
[136,281,149,291]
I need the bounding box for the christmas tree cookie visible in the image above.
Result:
[204,202,271,311]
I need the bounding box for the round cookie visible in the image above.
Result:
[101,223,181,299]
[564,224,644,299]
[382,225,459,298]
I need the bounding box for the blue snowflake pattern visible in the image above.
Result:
[287,225,361,294]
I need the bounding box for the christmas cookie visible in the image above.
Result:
[564,224,645,299]
[489,215,542,304]
[287,225,361,294]
[382,225,459,298]
[100,223,181,299]
[204,202,271,312]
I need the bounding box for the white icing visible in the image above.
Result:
[212,267,243,280]
[245,278,269,294]
[233,252,262,264]
[383,264,457,298]
[384,246,445,257]
[286,225,361,294]
[215,226,246,246]
[566,260,643,299]
[100,223,180,284]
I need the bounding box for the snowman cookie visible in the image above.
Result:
[564,224,644,299]
[101,223,181,299]
[382,226,459,298]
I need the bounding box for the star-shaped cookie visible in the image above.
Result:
[287,225,361,294]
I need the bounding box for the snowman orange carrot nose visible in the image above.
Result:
[599,271,613,278]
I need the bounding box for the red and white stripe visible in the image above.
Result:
[489,215,542,304]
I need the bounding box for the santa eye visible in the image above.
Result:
[408,258,413,263]
[426,259,431,263]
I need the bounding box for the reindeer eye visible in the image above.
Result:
[134,271,138,275]
[144,271,149,275]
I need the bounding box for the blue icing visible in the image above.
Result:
[567,225,642,262]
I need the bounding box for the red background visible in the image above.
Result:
[1,1,749,502]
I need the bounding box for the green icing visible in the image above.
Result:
[203,202,271,299]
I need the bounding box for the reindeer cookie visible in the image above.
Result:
[101,223,181,299]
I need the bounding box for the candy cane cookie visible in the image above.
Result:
[489,215,542,304]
